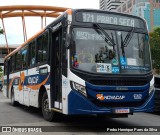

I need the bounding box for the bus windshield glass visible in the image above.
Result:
[71,27,151,74]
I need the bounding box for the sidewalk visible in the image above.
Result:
[0,91,10,103]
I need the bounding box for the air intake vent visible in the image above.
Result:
[89,79,147,86]
[91,99,145,108]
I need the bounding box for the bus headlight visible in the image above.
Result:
[149,77,154,93]
[71,81,87,96]
[149,85,154,94]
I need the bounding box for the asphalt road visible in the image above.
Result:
[0,91,160,135]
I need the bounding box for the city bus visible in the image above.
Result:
[2,9,155,121]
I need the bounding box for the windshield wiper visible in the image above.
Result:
[123,27,135,47]
[93,23,116,47]
[121,34,125,57]
[121,27,135,57]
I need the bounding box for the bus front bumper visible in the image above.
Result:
[68,90,155,115]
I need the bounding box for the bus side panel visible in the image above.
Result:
[27,67,39,107]
[2,76,7,98]
[2,72,20,103]
[4,64,50,108]
[10,72,23,104]
[62,75,70,114]
[27,64,50,108]
[22,70,29,106]
[13,73,20,102]
[29,89,38,107]
[8,73,13,99]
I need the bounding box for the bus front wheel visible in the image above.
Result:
[42,91,60,122]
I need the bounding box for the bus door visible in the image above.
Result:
[50,27,63,110]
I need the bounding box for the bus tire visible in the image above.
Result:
[11,88,19,106]
[42,91,60,122]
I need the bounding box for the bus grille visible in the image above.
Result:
[90,99,146,108]
[155,89,160,100]
[89,80,147,86]
[154,77,160,89]
[155,84,160,89]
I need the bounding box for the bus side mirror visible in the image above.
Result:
[65,34,71,49]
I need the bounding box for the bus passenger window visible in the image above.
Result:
[21,46,28,69]
[9,57,12,73]
[37,36,43,64]
[42,33,48,62]
[31,57,35,65]
[15,51,22,70]
[11,55,15,72]
[29,41,36,67]
[37,32,48,64]
[4,61,7,75]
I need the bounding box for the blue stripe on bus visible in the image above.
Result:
[3,73,50,88]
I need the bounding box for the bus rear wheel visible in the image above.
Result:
[11,88,18,106]
[42,91,60,122]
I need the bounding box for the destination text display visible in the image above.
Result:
[76,12,144,28]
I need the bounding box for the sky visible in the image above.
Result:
[0,0,99,46]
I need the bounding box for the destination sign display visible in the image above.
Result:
[76,12,145,28]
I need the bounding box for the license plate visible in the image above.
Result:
[115,108,130,114]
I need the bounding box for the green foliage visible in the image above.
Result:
[150,27,160,74]
[0,67,3,78]
[0,73,3,78]
[0,67,3,72]
[0,27,3,34]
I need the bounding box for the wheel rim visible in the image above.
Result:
[43,98,51,115]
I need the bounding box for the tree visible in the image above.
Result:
[0,27,3,34]
[0,67,2,72]
[0,67,3,78]
[149,27,160,74]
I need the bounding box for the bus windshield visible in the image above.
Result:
[71,27,151,74]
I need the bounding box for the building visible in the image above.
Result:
[0,44,18,65]
[100,0,127,11]
[133,0,160,31]
[117,0,160,31]
[117,0,143,13]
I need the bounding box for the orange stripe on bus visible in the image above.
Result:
[66,9,72,15]
[9,76,19,90]
[26,74,50,90]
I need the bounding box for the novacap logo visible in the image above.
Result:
[96,94,105,101]
[96,94,125,101]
